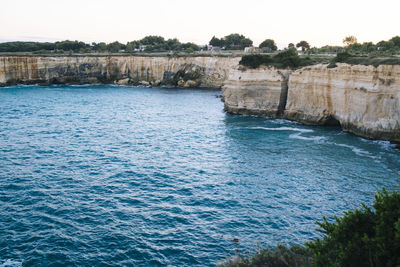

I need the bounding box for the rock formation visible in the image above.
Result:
[1,55,399,142]
[222,63,400,142]
[0,56,240,88]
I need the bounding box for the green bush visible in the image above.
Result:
[218,244,313,267]
[331,52,400,67]
[307,187,400,266]
[239,48,318,69]
[219,187,400,267]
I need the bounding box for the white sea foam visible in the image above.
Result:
[359,138,395,151]
[289,133,327,142]
[0,259,22,267]
[335,143,379,159]
[250,126,314,133]
[269,118,300,125]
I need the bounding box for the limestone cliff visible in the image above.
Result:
[222,63,400,142]
[1,56,399,142]
[285,63,400,142]
[222,66,290,117]
[0,56,240,87]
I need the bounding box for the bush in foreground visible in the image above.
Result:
[219,187,400,267]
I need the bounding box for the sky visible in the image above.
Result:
[1,0,399,48]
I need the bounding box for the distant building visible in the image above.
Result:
[244,47,261,53]
[138,45,147,52]
[208,45,222,52]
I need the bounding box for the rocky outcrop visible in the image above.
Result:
[285,63,400,142]
[222,63,400,142]
[0,56,240,88]
[222,66,290,117]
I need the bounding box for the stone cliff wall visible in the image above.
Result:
[1,56,399,142]
[0,56,240,87]
[222,63,400,142]
[222,66,290,117]
[285,63,400,142]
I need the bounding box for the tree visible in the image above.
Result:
[209,36,225,47]
[389,36,400,48]
[139,35,165,46]
[288,43,295,49]
[224,33,253,50]
[343,35,358,46]
[296,41,310,51]
[107,41,124,53]
[259,39,277,51]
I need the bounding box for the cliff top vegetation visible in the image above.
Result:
[239,48,331,69]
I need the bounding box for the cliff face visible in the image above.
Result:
[222,63,400,142]
[1,56,399,142]
[0,56,240,87]
[222,66,290,117]
[285,64,400,141]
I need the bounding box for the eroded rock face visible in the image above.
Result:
[222,66,290,117]
[222,63,400,142]
[0,56,240,88]
[1,56,399,142]
[285,63,400,142]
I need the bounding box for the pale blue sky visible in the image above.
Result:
[2,0,399,48]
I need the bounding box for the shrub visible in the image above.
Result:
[239,54,273,68]
[218,244,313,267]
[331,52,400,67]
[219,187,400,267]
[239,48,317,69]
[307,187,400,267]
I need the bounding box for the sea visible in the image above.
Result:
[0,85,399,266]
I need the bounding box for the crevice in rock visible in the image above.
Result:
[277,71,290,116]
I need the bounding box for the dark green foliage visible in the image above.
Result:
[0,36,199,54]
[218,244,313,267]
[220,187,400,267]
[307,187,400,267]
[224,33,253,50]
[107,41,125,53]
[209,36,225,47]
[239,54,273,68]
[331,51,400,67]
[0,41,55,52]
[139,35,165,45]
[259,39,278,51]
[209,33,253,50]
[272,48,302,68]
[55,40,90,52]
[239,48,316,69]
[218,244,312,267]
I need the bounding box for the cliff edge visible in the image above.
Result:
[222,63,400,142]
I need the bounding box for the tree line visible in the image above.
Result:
[0,36,201,53]
[0,34,399,55]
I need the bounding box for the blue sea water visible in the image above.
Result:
[0,85,399,266]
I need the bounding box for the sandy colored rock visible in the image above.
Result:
[0,56,240,88]
[222,66,290,117]
[285,63,400,141]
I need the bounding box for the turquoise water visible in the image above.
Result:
[0,85,399,266]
